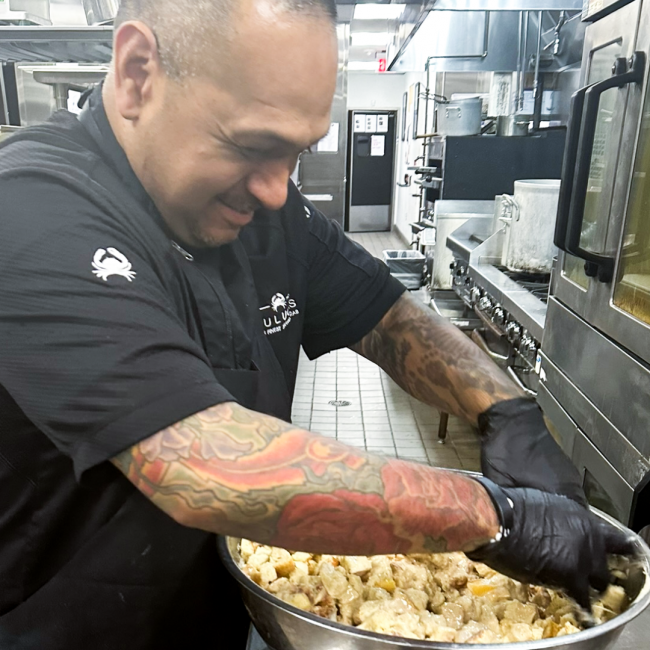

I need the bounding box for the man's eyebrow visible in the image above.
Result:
[232,129,322,151]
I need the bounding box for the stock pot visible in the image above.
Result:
[437,97,482,136]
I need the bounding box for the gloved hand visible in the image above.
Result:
[467,477,636,611]
[479,397,588,507]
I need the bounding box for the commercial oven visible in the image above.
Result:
[540,0,650,534]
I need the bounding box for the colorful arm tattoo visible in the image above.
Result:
[112,402,499,554]
[350,292,522,425]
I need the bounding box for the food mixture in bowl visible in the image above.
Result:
[238,540,630,644]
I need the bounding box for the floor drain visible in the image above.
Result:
[329,400,351,407]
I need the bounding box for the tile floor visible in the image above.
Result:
[290,230,482,473]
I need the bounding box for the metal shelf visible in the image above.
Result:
[0,26,113,63]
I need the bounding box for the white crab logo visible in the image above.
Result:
[92,248,137,282]
[271,293,287,312]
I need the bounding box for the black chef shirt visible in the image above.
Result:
[0,88,405,649]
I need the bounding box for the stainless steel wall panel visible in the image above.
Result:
[297,23,348,227]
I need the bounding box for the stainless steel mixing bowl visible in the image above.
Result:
[217,508,650,650]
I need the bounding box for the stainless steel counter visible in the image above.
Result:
[247,605,650,649]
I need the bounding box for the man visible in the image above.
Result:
[0,1,632,648]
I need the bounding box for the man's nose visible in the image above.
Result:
[246,161,291,211]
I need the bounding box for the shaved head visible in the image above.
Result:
[104,0,339,248]
[115,0,337,80]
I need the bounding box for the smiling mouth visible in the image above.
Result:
[217,199,256,227]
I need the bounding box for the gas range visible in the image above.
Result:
[442,215,550,396]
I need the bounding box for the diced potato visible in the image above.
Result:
[597,585,628,615]
[239,538,256,562]
[465,629,499,644]
[259,563,277,587]
[340,556,372,576]
[391,559,430,591]
[387,591,417,616]
[282,592,312,611]
[274,557,295,578]
[419,611,449,637]
[556,621,581,637]
[404,588,428,611]
[503,601,538,625]
[238,539,630,643]
[455,621,488,643]
[242,565,261,585]
[473,562,496,579]
[319,563,349,599]
[440,602,465,630]
[247,546,272,569]
[267,577,291,594]
[427,626,457,642]
[289,561,309,584]
[365,586,391,601]
[503,621,536,642]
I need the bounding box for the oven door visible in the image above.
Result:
[554,0,650,365]
[555,0,643,294]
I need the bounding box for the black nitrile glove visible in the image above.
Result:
[468,477,636,611]
[479,397,588,507]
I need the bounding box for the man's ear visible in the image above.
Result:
[112,21,162,121]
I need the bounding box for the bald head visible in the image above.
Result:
[115,0,337,80]
[104,0,338,248]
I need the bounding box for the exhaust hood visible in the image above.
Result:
[0,0,51,25]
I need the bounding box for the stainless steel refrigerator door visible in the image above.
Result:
[553,0,650,365]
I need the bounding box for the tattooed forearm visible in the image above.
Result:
[351,292,522,425]
[112,402,499,555]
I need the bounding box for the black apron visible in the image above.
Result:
[176,239,293,422]
[0,104,292,649]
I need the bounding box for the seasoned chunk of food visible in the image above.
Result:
[238,540,630,644]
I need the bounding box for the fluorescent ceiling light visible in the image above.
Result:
[348,61,383,71]
[354,4,406,20]
[351,32,392,46]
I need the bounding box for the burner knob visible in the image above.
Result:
[520,335,538,361]
[506,322,521,344]
[469,287,481,305]
[492,306,505,326]
[478,296,492,313]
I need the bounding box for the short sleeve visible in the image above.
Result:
[300,199,406,359]
[0,175,233,479]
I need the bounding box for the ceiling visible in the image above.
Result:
[336,1,428,71]
[43,1,425,71]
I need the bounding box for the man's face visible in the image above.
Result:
[125,7,338,248]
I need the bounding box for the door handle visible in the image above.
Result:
[554,85,588,251]
[558,52,646,283]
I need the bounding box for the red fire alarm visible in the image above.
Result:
[378,58,387,73]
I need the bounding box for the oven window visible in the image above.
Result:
[563,41,623,289]
[614,75,650,324]
[584,469,624,523]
